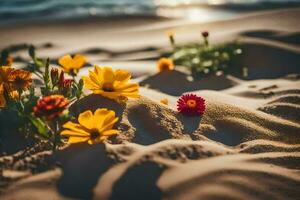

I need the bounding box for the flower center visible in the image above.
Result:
[161,63,170,70]
[14,77,24,87]
[186,99,197,108]
[90,131,99,139]
[103,83,114,92]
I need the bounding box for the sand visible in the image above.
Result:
[0,8,300,200]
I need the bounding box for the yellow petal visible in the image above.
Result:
[94,65,102,76]
[68,136,89,144]
[89,70,103,86]
[83,76,99,90]
[58,55,73,70]
[100,91,121,99]
[93,108,114,128]
[78,110,96,130]
[100,117,119,132]
[114,69,131,82]
[102,67,115,84]
[102,129,119,136]
[115,83,139,93]
[61,130,90,137]
[73,54,86,69]
[62,121,90,136]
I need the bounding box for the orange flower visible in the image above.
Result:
[33,95,69,120]
[58,54,86,75]
[7,69,32,91]
[0,84,6,108]
[157,58,174,72]
[0,66,14,84]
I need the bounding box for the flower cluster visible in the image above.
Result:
[0,46,142,151]
[0,44,207,154]
[167,30,242,78]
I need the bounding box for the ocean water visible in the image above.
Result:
[0,0,299,25]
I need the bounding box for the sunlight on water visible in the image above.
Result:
[154,0,244,6]
[0,0,299,25]
[154,0,300,6]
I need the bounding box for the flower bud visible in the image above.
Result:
[201,31,209,38]
[50,68,59,85]
[166,31,175,49]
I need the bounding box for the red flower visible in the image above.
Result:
[177,94,205,116]
[33,95,69,120]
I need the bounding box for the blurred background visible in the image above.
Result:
[1,0,300,25]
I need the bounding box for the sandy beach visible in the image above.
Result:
[0,7,300,200]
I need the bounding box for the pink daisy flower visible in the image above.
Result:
[177,94,205,116]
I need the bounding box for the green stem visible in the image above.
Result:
[204,38,209,47]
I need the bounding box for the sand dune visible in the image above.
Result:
[2,72,300,200]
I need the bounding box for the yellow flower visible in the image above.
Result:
[0,84,6,108]
[7,69,32,91]
[160,98,169,105]
[61,108,119,144]
[58,54,86,75]
[157,58,174,72]
[82,66,139,100]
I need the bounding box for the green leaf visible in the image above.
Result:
[28,115,50,139]
[29,45,36,59]
[0,49,9,65]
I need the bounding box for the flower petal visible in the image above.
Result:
[73,54,86,69]
[101,67,115,84]
[62,121,90,136]
[115,83,139,93]
[100,117,119,132]
[67,136,89,144]
[58,55,73,70]
[93,108,114,128]
[114,69,131,82]
[83,76,99,90]
[102,129,119,136]
[0,84,6,108]
[78,110,96,130]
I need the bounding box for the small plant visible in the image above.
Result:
[177,93,205,116]
[0,46,140,152]
[168,31,243,78]
[0,47,85,151]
